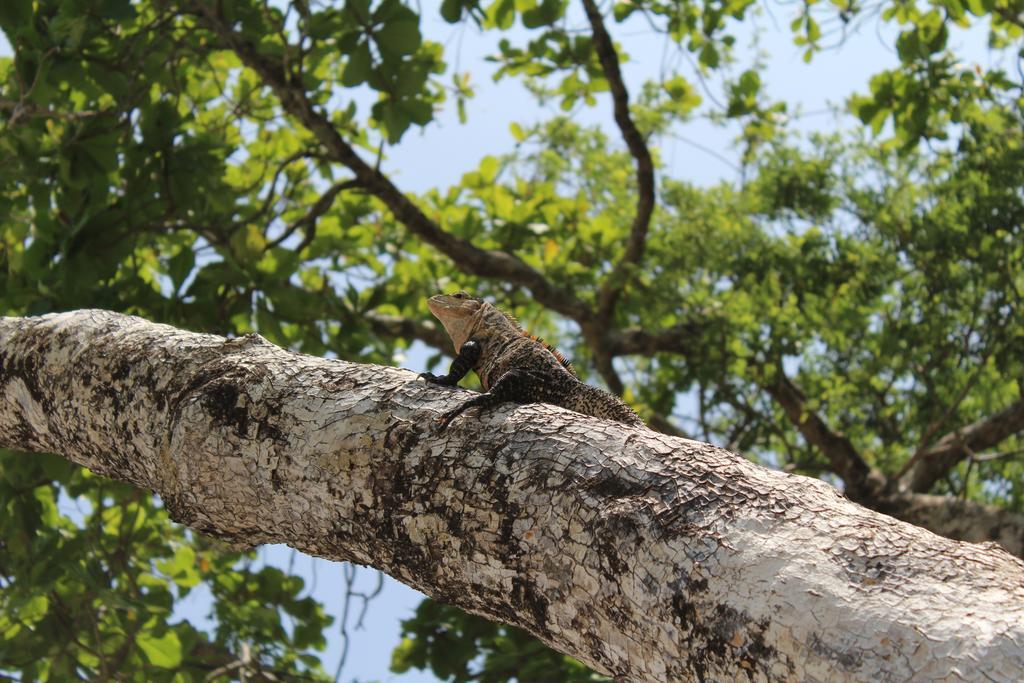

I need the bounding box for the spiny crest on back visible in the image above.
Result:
[489,298,576,375]
[501,306,576,376]
[521,331,576,375]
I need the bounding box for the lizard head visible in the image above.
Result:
[428,291,511,351]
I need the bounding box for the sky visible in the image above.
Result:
[0,4,995,682]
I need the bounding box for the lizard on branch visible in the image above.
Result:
[421,292,645,430]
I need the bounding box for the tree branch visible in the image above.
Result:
[581,0,656,322]
[2,309,1024,681]
[592,349,625,396]
[605,321,704,356]
[0,97,105,124]
[646,411,689,438]
[187,3,590,322]
[761,368,881,501]
[364,311,452,354]
[267,178,363,250]
[899,399,1024,493]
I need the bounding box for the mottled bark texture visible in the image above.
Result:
[1,311,1022,682]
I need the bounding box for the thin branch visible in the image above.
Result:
[582,0,656,322]
[0,98,105,124]
[909,337,992,465]
[266,178,362,250]
[251,150,322,225]
[333,564,385,683]
[972,447,1024,463]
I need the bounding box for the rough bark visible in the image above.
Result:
[1,310,1023,683]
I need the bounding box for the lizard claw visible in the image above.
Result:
[420,371,456,386]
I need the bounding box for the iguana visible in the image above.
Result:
[421,291,644,429]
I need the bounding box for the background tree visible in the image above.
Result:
[1,0,1022,680]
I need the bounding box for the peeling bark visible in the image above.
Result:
[1,310,1023,682]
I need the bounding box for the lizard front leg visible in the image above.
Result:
[420,339,481,386]
[435,368,552,430]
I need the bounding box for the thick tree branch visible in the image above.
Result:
[899,399,1024,493]
[581,0,656,322]
[2,310,1024,682]
[365,309,1024,551]
[762,369,881,501]
[187,3,590,323]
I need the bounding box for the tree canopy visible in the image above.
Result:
[1,0,1022,680]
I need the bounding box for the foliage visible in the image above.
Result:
[392,600,607,683]
[0,451,332,680]
[1,0,1022,680]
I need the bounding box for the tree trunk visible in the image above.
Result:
[1,310,1022,682]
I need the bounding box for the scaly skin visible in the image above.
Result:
[422,292,644,429]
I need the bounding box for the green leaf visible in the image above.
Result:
[479,155,500,182]
[342,42,373,86]
[487,0,516,29]
[441,0,464,22]
[168,246,195,292]
[0,0,31,31]
[98,0,137,21]
[137,628,182,668]
[345,0,373,22]
[18,595,50,625]
[375,19,422,55]
[157,545,200,589]
[522,0,563,28]
[964,0,985,15]
[614,0,638,21]
[699,42,720,69]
